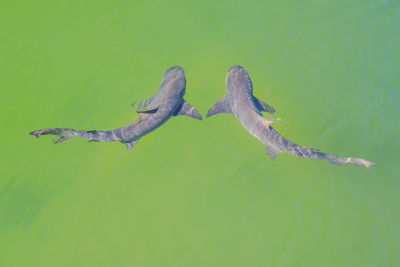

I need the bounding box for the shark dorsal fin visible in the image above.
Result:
[174,100,202,120]
[137,104,158,119]
[206,96,232,118]
[136,95,159,115]
[137,95,157,110]
[137,106,158,113]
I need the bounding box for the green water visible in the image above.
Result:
[1,0,399,266]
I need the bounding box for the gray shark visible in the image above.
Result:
[30,66,202,150]
[207,65,375,168]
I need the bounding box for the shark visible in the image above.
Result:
[207,65,375,168]
[30,66,202,150]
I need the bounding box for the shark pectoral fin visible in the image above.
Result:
[121,139,139,151]
[265,144,278,160]
[253,97,275,113]
[30,128,77,144]
[206,96,232,118]
[174,100,202,120]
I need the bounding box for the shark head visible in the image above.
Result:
[227,65,248,76]
[226,65,252,94]
[163,66,185,78]
[159,66,186,97]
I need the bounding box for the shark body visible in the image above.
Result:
[207,65,375,168]
[30,66,202,150]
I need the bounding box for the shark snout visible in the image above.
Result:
[164,66,185,78]
[227,65,247,75]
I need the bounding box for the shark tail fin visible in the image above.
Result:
[291,146,376,168]
[291,145,375,168]
[267,127,375,168]
[329,157,375,168]
[30,128,78,144]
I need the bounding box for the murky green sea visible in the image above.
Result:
[1,0,399,266]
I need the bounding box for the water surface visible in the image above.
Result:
[0,0,399,266]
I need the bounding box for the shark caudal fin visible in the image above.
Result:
[29,128,78,144]
[289,145,375,168]
[266,127,375,168]
[206,96,232,118]
[329,157,375,168]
